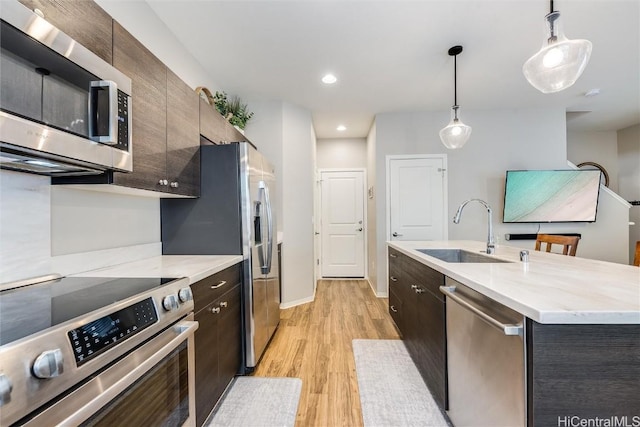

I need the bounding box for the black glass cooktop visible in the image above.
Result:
[0,276,177,346]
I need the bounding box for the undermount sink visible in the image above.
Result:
[417,249,511,263]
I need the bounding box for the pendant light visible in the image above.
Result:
[439,45,471,150]
[523,0,592,93]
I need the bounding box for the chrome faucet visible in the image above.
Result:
[453,199,495,254]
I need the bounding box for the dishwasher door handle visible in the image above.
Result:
[439,286,523,336]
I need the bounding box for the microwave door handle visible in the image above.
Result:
[89,80,118,145]
[263,183,274,274]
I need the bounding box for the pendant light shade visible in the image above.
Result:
[523,2,592,93]
[439,107,472,149]
[440,45,471,150]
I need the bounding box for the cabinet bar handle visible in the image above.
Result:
[411,285,418,290]
[390,276,398,282]
[219,301,228,308]
[390,305,398,313]
[210,280,226,289]
[390,253,397,258]
[210,307,221,314]
[415,288,425,294]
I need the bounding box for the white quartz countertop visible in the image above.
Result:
[71,255,243,285]
[388,240,640,324]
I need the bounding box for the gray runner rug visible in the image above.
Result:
[206,376,302,427]
[353,339,449,427]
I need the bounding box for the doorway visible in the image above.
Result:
[318,169,366,278]
[386,155,448,241]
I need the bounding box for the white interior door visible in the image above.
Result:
[388,156,447,241]
[320,170,365,277]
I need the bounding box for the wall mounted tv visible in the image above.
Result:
[503,169,601,223]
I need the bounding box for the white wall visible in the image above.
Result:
[366,124,378,292]
[567,131,619,192]
[282,103,315,306]
[245,100,316,307]
[617,124,640,263]
[373,107,632,296]
[316,138,367,169]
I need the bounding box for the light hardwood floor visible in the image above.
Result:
[253,279,401,427]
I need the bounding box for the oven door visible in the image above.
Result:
[21,319,198,427]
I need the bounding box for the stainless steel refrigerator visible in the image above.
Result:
[161,142,280,371]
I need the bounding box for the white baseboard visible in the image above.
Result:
[366,278,388,298]
[280,294,315,309]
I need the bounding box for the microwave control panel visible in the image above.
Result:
[116,90,130,151]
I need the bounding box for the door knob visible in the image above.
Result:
[357,228,363,232]
[392,232,403,237]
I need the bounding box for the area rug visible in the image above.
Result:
[353,339,450,427]
[206,376,302,427]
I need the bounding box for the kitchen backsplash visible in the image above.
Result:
[0,170,52,282]
[0,170,161,283]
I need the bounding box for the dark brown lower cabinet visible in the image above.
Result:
[388,248,447,410]
[193,268,242,427]
[526,320,640,427]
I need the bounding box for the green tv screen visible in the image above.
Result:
[503,170,601,223]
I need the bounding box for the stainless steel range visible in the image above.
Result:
[0,274,198,426]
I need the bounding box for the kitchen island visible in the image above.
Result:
[387,240,640,427]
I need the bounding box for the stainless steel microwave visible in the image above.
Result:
[0,2,132,176]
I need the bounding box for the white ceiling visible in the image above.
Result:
[146,0,640,139]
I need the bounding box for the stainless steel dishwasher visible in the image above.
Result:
[440,278,525,427]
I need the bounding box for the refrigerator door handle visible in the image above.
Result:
[258,181,271,274]
[265,184,274,274]
[261,181,274,274]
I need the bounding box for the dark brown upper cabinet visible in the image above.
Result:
[167,70,200,197]
[199,98,247,145]
[111,22,199,197]
[18,0,113,64]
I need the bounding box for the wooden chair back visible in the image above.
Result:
[634,241,640,267]
[535,234,580,256]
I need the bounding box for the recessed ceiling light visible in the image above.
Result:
[337,125,346,131]
[584,88,601,97]
[322,74,337,84]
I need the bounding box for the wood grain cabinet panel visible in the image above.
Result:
[18,0,113,63]
[199,98,229,145]
[112,21,167,192]
[527,321,640,426]
[387,249,448,410]
[191,263,242,313]
[194,299,220,427]
[166,70,200,196]
[199,98,250,145]
[192,265,242,427]
[216,284,242,399]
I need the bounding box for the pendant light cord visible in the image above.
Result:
[550,0,554,14]
[453,54,458,107]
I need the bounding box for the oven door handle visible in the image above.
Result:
[49,320,198,427]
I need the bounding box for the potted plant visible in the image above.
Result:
[212,91,254,133]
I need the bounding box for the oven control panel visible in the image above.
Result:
[67,297,158,366]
